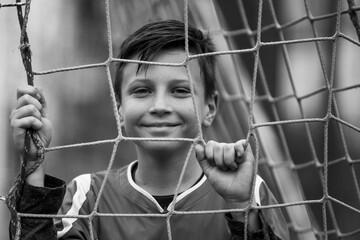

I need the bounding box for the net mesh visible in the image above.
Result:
[1,0,360,239]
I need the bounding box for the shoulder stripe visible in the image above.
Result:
[57,173,91,238]
[254,175,264,206]
[174,174,207,205]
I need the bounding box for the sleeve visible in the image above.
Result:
[226,176,290,240]
[9,175,66,240]
[226,211,286,240]
[54,174,97,240]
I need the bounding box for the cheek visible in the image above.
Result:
[122,101,144,123]
[191,97,207,119]
[177,97,206,123]
[122,111,141,137]
[123,109,139,122]
[182,106,203,131]
[177,99,198,119]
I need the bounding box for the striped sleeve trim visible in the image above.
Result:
[57,173,91,238]
[254,175,264,206]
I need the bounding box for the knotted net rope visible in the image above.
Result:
[2,0,46,239]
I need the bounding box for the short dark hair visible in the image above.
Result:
[114,19,217,104]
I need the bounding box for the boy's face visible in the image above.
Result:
[119,49,217,152]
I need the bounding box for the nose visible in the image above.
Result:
[149,93,173,115]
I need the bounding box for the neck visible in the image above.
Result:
[134,145,203,196]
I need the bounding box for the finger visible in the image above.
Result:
[194,143,206,161]
[194,143,212,174]
[234,139,246,164]
[35,87,49,118]
[17,85,39,99]
[16,86,49,118]
[205,140,215,166]
[223,143,238,170]
[10,104,42,123]
[213,142,229,171]
[11,116,43,131]
[15,94,42,112]
[235,139,255,165]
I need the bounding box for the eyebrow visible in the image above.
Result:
[129,78,191,85]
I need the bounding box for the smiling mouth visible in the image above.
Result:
[143,123,180,128]
[140,121,182,128]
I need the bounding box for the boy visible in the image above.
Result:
[9,20,289,239]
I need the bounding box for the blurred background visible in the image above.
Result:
[1,0,359,239]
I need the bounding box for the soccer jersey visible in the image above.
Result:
[54,161,288,239]
[11,161,289,239]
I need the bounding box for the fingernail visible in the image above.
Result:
[36,93,41,100]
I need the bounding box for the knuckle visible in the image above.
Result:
[212,142,222,150]
[23,93,31,99]
[224,157,234,165]
[30,116,40,126]
[205,141,215,152]
[16,86,25,96]
[29,104,39,114]
[9,119,16,128]
[224,143,233,151]
[9,109,16,120]
[21,94,32,102]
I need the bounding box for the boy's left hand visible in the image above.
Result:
[195,139,255,204]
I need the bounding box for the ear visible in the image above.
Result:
[202,91,218,127]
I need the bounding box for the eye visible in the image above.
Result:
[171,87,192,97]
[132,87,152,97]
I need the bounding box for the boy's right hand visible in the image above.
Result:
[9,86,52,186]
